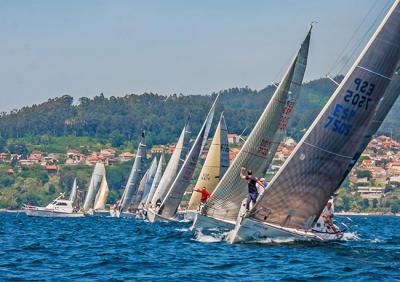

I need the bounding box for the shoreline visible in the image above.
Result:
[337,211,399,216]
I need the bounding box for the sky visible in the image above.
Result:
[0,0,394,112]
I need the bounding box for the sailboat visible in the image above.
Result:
[69,178,78,202]
[110,132,147,218]
[83,162,106,213]
[147,95,218,222]
[149,121,191,207]
[137,157,158,210]
[229,1,400,243]
[144,153,165,209]
[184,112,229,221]
[91,175,110,216]
[192,27,311,231]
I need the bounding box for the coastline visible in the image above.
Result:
[337,211,399,217]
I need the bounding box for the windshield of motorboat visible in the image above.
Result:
[56,202,68,206]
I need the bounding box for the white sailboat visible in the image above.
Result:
[144,153,165,209]
[137,157,158,209]
[185,113,229,221]
[91,175,110,216]
[229,1,400,243]
[110,132,147,218]
[83,162,106,212]
[147,95,218,222]
[149,121,191,206]
[192,27,311,231]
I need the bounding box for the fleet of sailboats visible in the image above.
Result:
[20,2,400,245]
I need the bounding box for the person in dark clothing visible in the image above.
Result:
[240,167,265,211]
[155,198,162,208]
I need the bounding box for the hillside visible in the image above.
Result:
[0,77,354,148]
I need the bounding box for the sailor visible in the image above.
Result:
[240,167,265,211]
[256,178,268,198]
[194,187,211,204]
[322,202,338,233]
[155,198,162,210]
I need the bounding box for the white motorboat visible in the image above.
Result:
[23,194,84,218]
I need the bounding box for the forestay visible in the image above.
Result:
[187,113,229,211]
[251,2,400,230]
[120,133,147,212]
[158,95,218,218]
[202,29,311,223]
[150,122,191,205]
[83,162,106,211]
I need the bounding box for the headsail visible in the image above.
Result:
[69,178,78,202]
[93,175,109,210]
[131,169,150,210]
[83,162,106,211]
[145,153,165,207]
[187,112,229,211]
[158,95,218,218]
[150,121,191,205]
[139,157,158,207]
[251,2,400,230]
[202,29,311,223]
[120,132,147,212]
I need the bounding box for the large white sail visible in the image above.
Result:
[93,176,109,210]
[69,178,78,202]
[157,95,218,219]
[150,122,191,205]
[120,133,147,212]
[83,162,106,211]
[145,153,165,208]
[187,113,229,211]
[201,29,311,224]
[249,2,400,231]
[139,157,158,207]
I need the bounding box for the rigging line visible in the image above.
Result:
[337,0,393,76]
[327,0,381,75]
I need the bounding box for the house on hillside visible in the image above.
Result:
[28,150,43,164]
[357,186,385,199]
[0,152,9,162]
[227,134,240,145]
[45,165,58,174]
[151,146,164,154]
[118,152,135,162]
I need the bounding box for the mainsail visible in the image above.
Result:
[145,153,165,207]
[69,178,78,202]
[150,122,191,205]
[93,175,109,210]
[131,169,150,210]
[120,133,147,212]
[187,113,229,211]
[202,29,311,223]
[158,95,218,218]
[251,2,400,230]
[139,157,158,207]
[83,162,106,211]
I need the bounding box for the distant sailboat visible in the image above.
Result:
[150,121,191,206]
[230,1,400,243]
[93,175,109,211]
[185,112,229,220]
[145,153,165,209]
[192,28,311,231]
[147,95,218,222]
[111,132,147,218]
[137,157,158,209]
[83,162,106,212]
[69,178,78,203]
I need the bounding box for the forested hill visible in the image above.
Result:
[0,76,398,146]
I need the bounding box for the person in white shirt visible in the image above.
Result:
[322,202,338,233]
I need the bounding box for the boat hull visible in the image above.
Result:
[229,217,343,243]
[146,208,176,223]
[191,213,235,231]
[24,209,84,218]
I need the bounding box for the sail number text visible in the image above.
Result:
[324,104,355,136]
[343,78,374,110]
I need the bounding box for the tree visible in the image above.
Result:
[110,130,124,147]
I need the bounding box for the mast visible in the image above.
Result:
[187,112,229,211]
[158,95,218,218]
[251,1,400,230]
[202,28,311,223]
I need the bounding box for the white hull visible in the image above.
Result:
[229,217,343,243]
[146,208,177,223]
[24,209,84,218]
[191,213,235,231]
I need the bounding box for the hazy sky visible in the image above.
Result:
[0,0,393,111]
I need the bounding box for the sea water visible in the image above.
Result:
[0,213,399,281]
